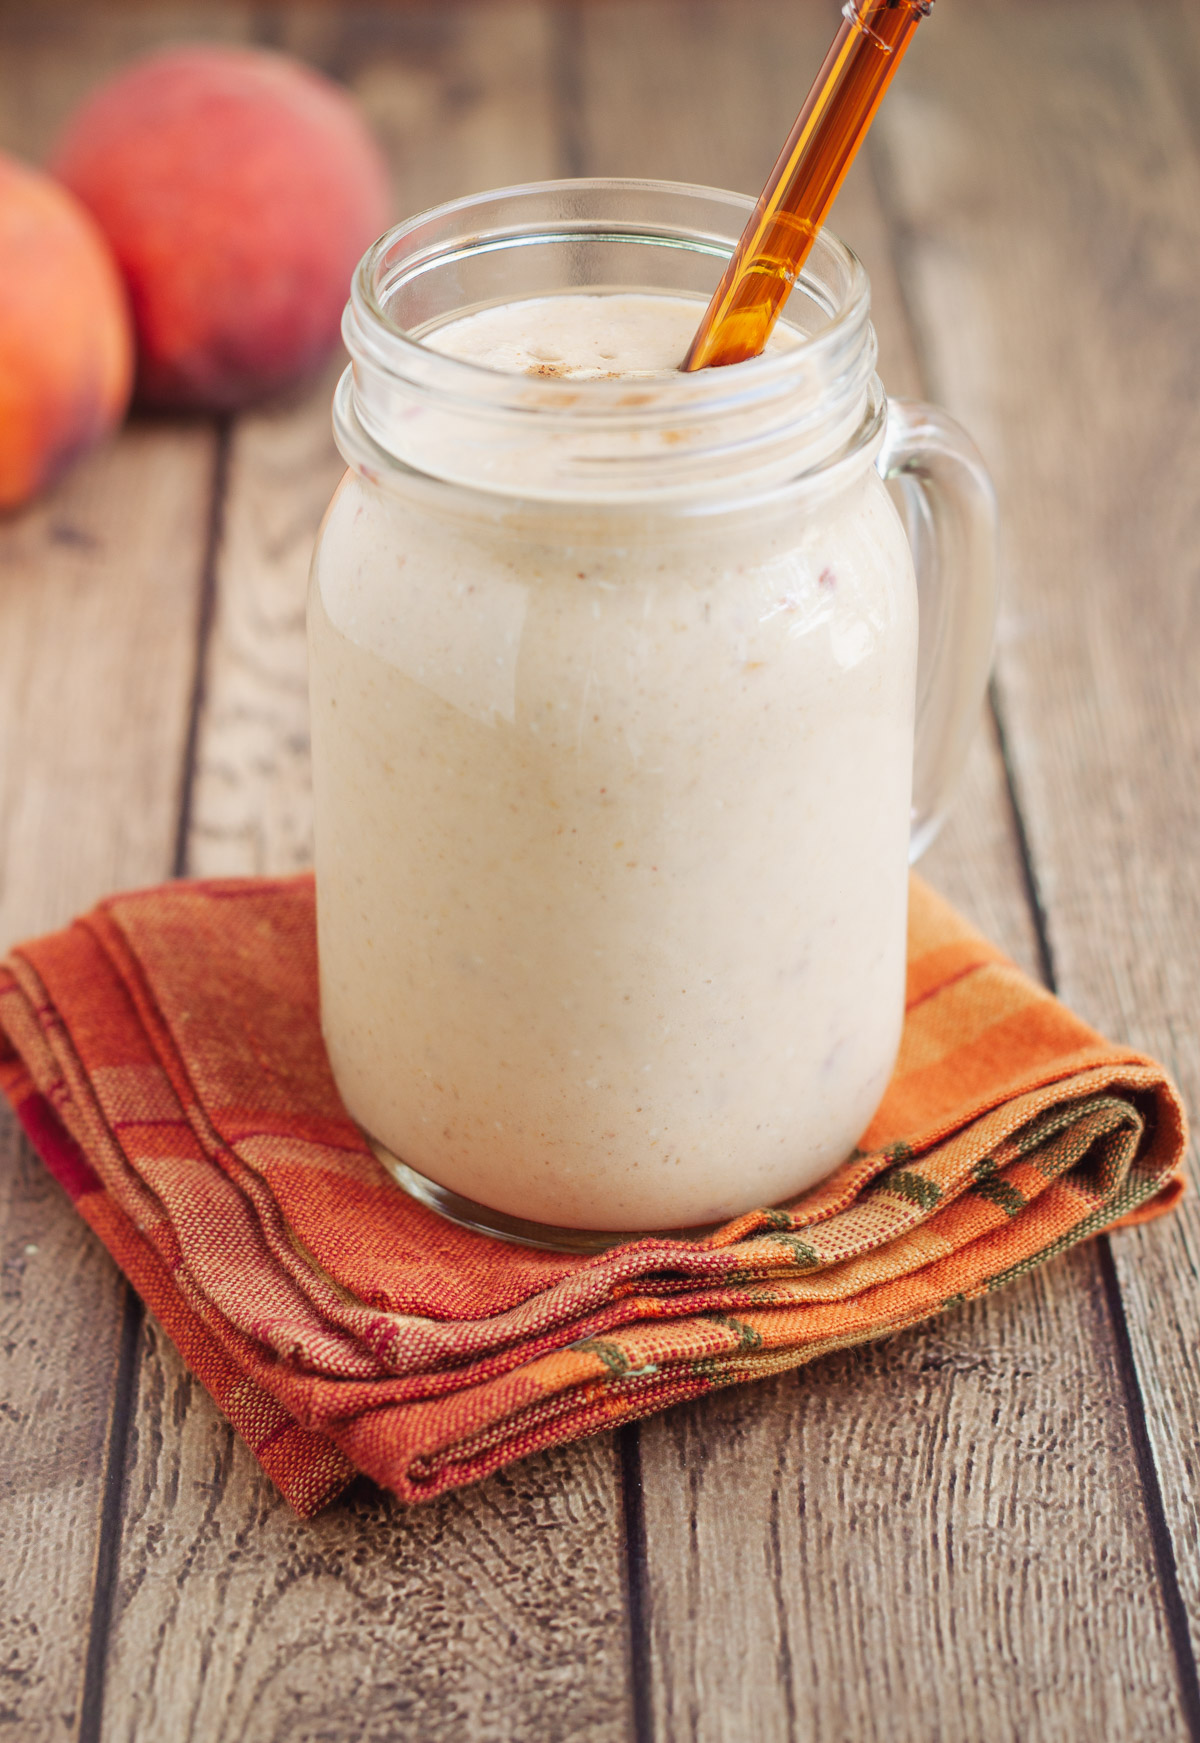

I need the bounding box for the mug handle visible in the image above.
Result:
[878,398,999,862]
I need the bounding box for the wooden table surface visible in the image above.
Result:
[3,2,1200,1739]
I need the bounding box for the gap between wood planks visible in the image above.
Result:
[76,419,233,1743]
[989,682,1200,1743]
[991,637,1200,1740]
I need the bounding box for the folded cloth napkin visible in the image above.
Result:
[0,874,1186,1515]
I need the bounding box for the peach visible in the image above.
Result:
[51,45,391,411]
[0,152,133,511]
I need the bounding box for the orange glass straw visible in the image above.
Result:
[682,0,932,371]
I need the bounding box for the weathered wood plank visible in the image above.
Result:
[873,0,1200,1700]
[0,1128,127,1743]
[0,364,218,1743]
[182,366,340,879]
[97,10,635,1743]
[103,1315,629,1743]
[578,3,1192,1736]
[0,427,217,949]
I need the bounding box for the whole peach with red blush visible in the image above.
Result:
[0,151,133,511]
[52,45,391,411]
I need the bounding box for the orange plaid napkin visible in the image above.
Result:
[0,874,1186,1515]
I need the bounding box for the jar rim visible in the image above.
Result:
[339,178,881,504]
[347,176,872,410]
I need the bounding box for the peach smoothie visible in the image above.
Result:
[309,291,918,1232]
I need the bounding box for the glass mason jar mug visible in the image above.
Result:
[309,179,996,1250]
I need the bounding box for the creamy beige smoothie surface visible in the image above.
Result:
[310,291,918,1231]
[421,291,798,378]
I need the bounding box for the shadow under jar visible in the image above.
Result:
[308,178,996,1251]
